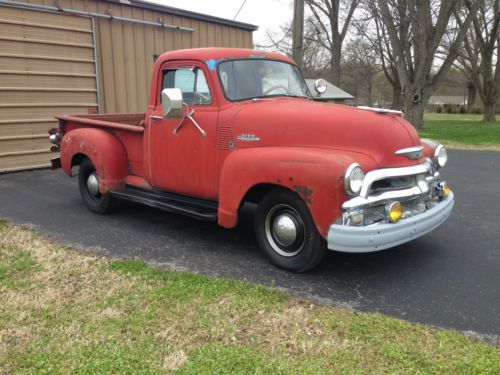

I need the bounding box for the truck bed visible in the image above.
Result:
[56,113,146,133]
[56,113,146,177]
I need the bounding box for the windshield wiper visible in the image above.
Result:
[251,94,309,100]
[280,94,310,99]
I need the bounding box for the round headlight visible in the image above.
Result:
[434,144,447,168]
[344,163,365,195]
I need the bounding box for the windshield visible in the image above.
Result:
[218,59,310,101]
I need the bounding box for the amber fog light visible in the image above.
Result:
[443,182,450,198]
[438,181,450,198]
[386,201,403,223]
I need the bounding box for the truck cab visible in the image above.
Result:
[51,48,454,272]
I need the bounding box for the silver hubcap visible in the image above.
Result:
[86,173,99,197]
[265,204,305,257]
[272,214,297,247]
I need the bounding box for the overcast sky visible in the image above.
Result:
[147,0,293,45]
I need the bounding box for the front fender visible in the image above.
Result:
[60,128,128,193]
[218,147,376,237]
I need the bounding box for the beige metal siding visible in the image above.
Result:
[25,0,254,114]
[0,5,97,171]
[1,0,253,172]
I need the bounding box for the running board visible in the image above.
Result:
[110,185,218,221]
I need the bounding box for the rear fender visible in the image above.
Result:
[60,128,128,193]
[218,147,375,237]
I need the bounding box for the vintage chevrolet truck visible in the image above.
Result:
[49,48,454,272]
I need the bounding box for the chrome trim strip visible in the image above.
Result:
[236,134,260,142]
[357,106,403,115]
[395,146,423,155]
[342,186,423,210]
[359,162,431,198]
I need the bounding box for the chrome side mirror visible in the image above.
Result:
[314,79,327,95]
[161,88,183,118]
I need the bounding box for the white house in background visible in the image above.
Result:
[428,96,468,106]
[305,79,355,105]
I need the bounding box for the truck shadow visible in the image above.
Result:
[114,199,437,286]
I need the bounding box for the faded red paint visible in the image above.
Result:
[54,48,427,238]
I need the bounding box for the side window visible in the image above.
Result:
[162,67,212,105]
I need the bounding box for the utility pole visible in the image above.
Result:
[292,0,304,67]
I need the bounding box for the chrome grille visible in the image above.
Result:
[369,176,415,194]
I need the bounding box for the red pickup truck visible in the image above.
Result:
[50,48,454,272]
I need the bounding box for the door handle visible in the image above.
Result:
[150,115,165,121]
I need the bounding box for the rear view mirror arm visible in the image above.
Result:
[173,103,207,137]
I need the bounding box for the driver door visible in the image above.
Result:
[149,61,219,200]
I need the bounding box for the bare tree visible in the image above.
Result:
[457,0,500,121]
[342,38,380,106]
[377,0,480,130]
[467,82,477,112]
[356,0,403,109]
[257,19,331,77]
[306,0,360,85]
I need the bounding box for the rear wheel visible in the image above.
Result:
[78,158,116,214]
[255,189,326,272]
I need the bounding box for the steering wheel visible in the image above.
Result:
[194,91,211,104]
[263,84,288,95]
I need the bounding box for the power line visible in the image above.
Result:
[233,0,247,20]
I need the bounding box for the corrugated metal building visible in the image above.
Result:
[0,0,256,172]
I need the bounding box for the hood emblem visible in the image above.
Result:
[237,134,260,142]
[395,146,423,160]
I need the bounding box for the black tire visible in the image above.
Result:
[78,158,116,214]
[254,189,326,272]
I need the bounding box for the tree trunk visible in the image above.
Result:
[330,44,342,85]
[403,100,425,130]
[483,101,497,122]
[391,85,402,110]
[367,73,373,107]
[467,82,476,113]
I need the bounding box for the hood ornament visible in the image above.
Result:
[395,146,423,160]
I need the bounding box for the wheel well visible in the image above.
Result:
[70,153,89,175]
[242,183,294,205]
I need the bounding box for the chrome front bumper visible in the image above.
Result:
[327,192,454,253]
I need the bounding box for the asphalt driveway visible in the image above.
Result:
[1,150,499,340]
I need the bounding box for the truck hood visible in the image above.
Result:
[231,99,424,168]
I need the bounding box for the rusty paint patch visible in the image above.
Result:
[293,185,313,204]
[100,165,106,180]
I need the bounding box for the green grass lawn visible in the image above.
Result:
[421,113,500,150]
[1,218,499,374]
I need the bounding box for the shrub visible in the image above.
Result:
[446,103,454,114]
[459,105,467,114]
[436,105,443,113]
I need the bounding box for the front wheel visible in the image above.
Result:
[78,158,116,214]
[254,189,326,272]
